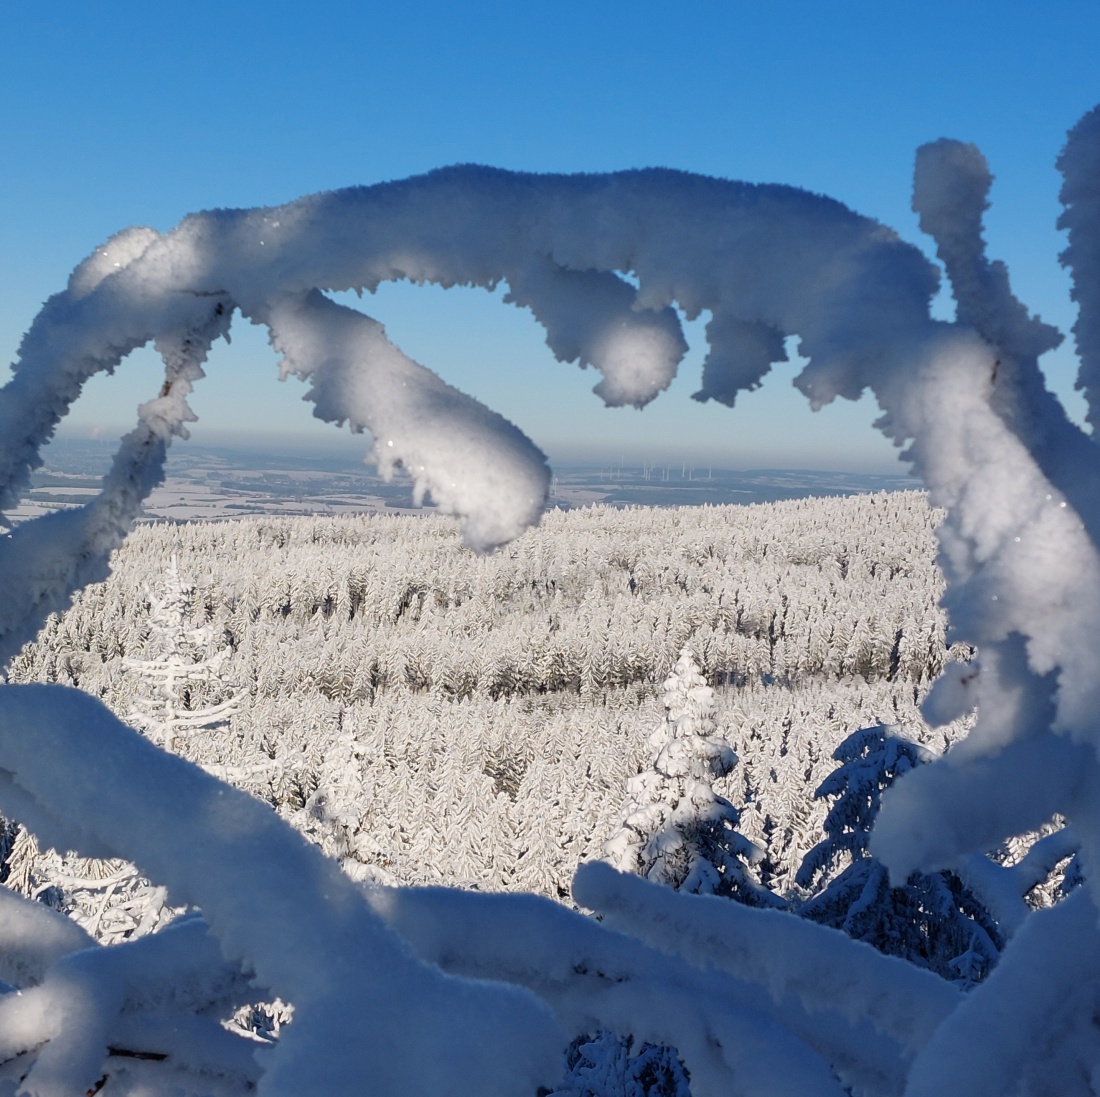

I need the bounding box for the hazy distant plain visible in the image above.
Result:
[9,438,922,527]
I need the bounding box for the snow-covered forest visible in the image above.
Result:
[7,493,962,914]
[0,102,1099,1097]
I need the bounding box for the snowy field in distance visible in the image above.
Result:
[7,437,921,525]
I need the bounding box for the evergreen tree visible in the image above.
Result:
[796,725,1001,985]
[547,1031,690,1097]
[124,554,243,754]
[604,648,781,907]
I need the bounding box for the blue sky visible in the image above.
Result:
[2,1,1098,471]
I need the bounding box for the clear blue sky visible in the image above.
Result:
[2,1,1098,471]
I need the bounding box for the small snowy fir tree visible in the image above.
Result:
[548,1031,690,1097]
[283,715,400,886]
[604,648,780,907]
[1,556,243,942]
[125,554,242,755]
[796,725,1001,985]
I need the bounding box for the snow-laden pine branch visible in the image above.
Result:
[0,685,563,1097]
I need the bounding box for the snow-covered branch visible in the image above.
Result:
[0,685,563,1097]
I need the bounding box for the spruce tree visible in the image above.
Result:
[124,554,242,755]
[604,648,781,907]
[796,725,1001,985]
[548,1031,690,1097]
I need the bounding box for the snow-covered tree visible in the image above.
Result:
[549,1031,690,1097]
[797,725,1001,985]
[0,556,243,943]
[2,823,178,945]
[604,648,780,907]
[125,554,242,753]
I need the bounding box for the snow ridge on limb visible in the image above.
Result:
[0,685,564,1097]
[0,885,92,988]
[0,887,262,1096]
[912,138,1100,548]
[261,290,549,551]
[367,879,882,1097]
[0,915,260,1097]
[573,861,959,1055]
[1059,105,1100,431]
